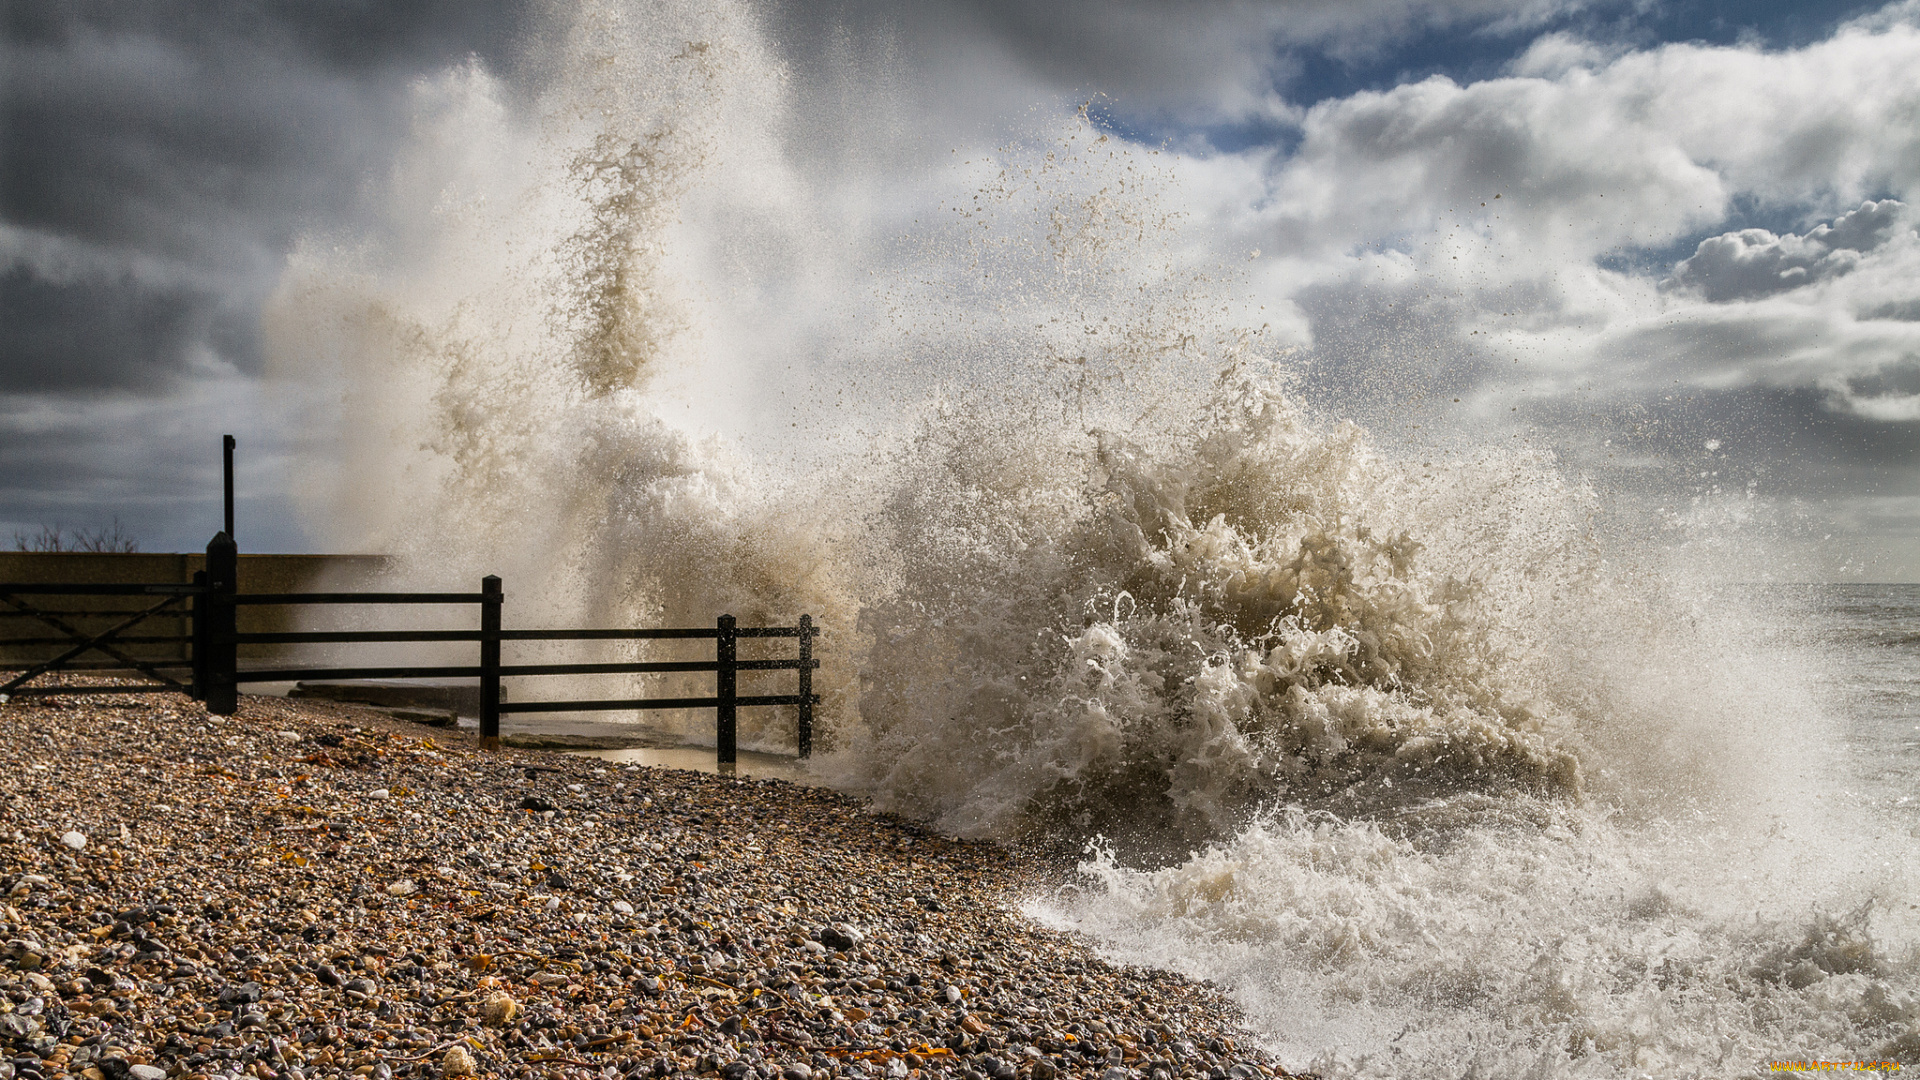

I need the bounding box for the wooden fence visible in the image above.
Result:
[1,532,819,765]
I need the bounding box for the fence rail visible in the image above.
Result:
[2,533,820,766]
[0,583,204,596]
[232,592,490,605]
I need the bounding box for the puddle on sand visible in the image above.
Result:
[568,744,818,782]
[262,682,817,781]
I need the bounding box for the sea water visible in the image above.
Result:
[262,1,1920,1074]
[1031,584,1920,1078]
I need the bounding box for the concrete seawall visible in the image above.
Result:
[0,551,390,663]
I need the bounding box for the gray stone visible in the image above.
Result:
[127,1067,167,1080]
[0,1015,38,1039]
[217,981,261,1006]
[1,940,44,970]
[782,1064,813,1080]
[821,924,864,951]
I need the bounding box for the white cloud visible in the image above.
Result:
[1244,16,1920,267]
[1172,8,1920,431]
[1664,200,1910,302]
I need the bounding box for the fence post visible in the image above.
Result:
[204,532,238,715]
[223,434,236,542]
[716,614,737,768]
[189,569,210,701]
[797,614,814,759]
[480,575,502,752]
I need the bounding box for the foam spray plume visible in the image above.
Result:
[268,1,1920,1075]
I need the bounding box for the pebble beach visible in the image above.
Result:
[0,684,1301,1080]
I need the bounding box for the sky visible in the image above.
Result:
[3,0,1919,578]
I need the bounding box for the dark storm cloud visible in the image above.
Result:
[1504,381,1919,553]
[1,0,537,393]
[1597,385,1919,478]
[0,0,537,547]
[4,0,532,69]
[0,388,306,551]
[0,268,250,393]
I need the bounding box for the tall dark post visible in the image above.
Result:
[480,575,502,752]
[796,614,814,759]
[204,532,238,715]
[189,569,210,701]
[716,614,737,767]
[222,435,236,543]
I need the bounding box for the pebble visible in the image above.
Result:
[822,923,864,950]
[59,830,86,851]
[216,981,261,1005]
[0,681,1299,1080]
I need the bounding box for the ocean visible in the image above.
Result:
[1817,586,1920,833]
